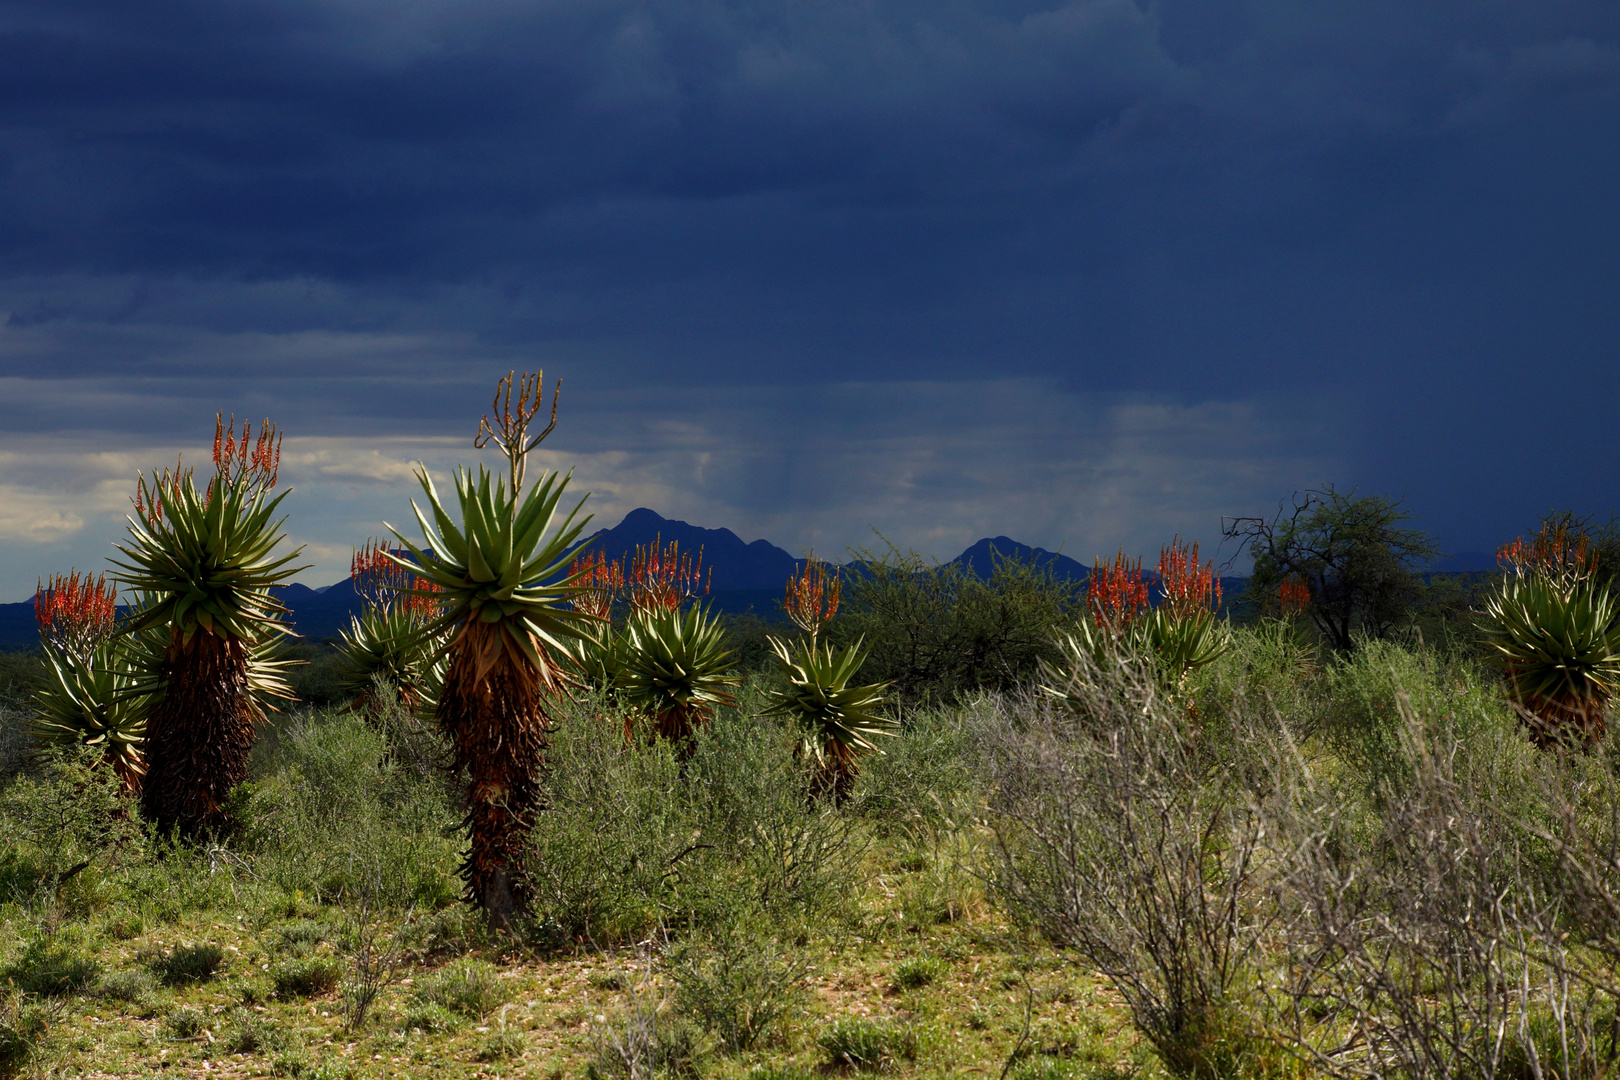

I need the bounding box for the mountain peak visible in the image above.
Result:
[952,537,1090,582]
[574,509,798,591]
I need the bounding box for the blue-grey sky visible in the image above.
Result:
[0,0,1616,598]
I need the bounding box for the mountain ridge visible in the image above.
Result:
[0,508,1260,649]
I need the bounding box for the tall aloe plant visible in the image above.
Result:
[111,418,304,839]
[386,372,596,926]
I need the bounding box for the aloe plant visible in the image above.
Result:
[111,419,304,839]
[385,372,597,925]
[29,638,152,793]
[1481,544,1620,748]
[334,540,448,715]
[618,604,740,743]
[761,635,893,801]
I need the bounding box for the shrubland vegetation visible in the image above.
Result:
[4,374,1620,1079]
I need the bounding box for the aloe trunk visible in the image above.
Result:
[139,630,258,837]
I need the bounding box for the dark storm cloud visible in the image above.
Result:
[0,0,1617,589]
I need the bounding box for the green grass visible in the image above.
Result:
[0,630,1607,1079]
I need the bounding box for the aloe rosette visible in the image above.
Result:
[334,605,448,715]
[762,636,894,801]
[1481,572,1620,747]
[29,638,153,792]
[111,465,304,838]
[618,603,740,743]
[385,462,594,923]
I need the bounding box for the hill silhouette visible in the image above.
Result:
[0,509,1262,649]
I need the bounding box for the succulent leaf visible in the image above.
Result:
[110,472,305,645]
[618,604,740,737]
[761,636,895,771]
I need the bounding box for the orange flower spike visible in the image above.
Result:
[784,554,840,638]
[35,569,117,653]
[1277,575,1310,618]
[1086,550,1148,633]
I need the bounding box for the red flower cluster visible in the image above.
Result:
[1157,536,1222,622]
[35,569,117,656]
[1277,575,1311,618]
[627,535,709,614]
[351,537,441,617]
[569,550,624,621]
[213,413,282,491]
[784,553,840,640]
[1087,551,1149,633]
[1498,524,1595,580]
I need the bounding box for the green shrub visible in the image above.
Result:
[163,1006,206,1040]
[2,939,101,997]
[397,1001,461,1034]
[272,919,329,955]
[97,968,157,1004]
[818,1017,918,1071]
[829,542,1083,702]
[272,957,343,998]
[151,943,225,985]
[236,709,460,909]
[683,709,866,927]
[891,955,945,990]
[668,920,810,1051]
[526,702,692,942]
[413,958,509,1020]
[747,1068,818,1080]
[223,1008,295,1055]
[475,1024,526,1061]
[529,702,865,943]
[854,703,982,836]
[0,747,142,910]
[0,990,57,1080]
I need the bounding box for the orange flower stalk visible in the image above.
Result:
[627,535,709,614]
[352,537,441,618]
[213,413,282,492]
[35,569,118,656]
[475,370,559,496]
[1086,551,1149,634]
[1277,575,1311,619]
[784,552,841,642]
[1156,536,1222,621]
[569,550,624,621]
[1498,524,1595,581]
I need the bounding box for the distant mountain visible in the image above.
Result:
[571,507,802,591]
[0,509,1266,650]
[0,600,33,652]
[951,537,1090,582]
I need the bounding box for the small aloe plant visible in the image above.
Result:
[1041,540,1227,712]
[28,572,151,793]
[334,538,448,717]
[1481,525,1620,748]
[762,555,893,801]
[616,538,739,744]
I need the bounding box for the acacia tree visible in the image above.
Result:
[1224,487,1439,651]
[386,372,595,928]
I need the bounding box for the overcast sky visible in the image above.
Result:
[0,0,1616,598]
